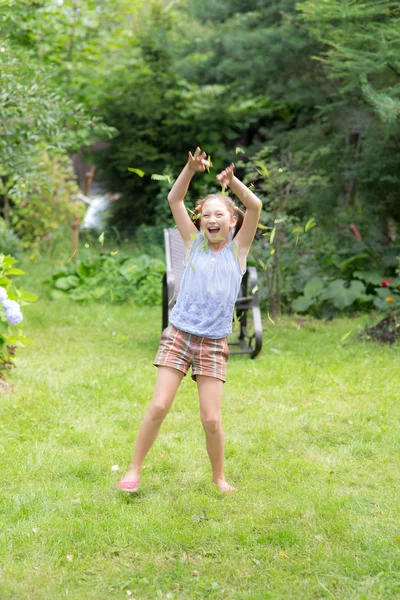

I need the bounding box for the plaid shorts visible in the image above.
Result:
[154,324,229,382]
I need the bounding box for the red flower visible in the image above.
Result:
[381,280,392,287]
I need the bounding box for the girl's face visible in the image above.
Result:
[200,198,237,244]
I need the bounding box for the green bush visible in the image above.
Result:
[45,253,165,306]
[10,153,84,249]
[0,219,22,258]
[291,269,400,317]
[250,217,400,317]
[0,254,37,377]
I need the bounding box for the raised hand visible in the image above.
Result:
[187,147,213,173]
[216,163,235,188]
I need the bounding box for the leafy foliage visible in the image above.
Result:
[46,252,165,306]
[2,0,400,318]
[9,154,84,249]
[0,6,115,236]
[0,254,37,377]
[0,219,22,258]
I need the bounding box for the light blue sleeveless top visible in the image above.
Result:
[169,233,245,339]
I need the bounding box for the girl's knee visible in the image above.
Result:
[149,401,170,422]
[201,413,222,434]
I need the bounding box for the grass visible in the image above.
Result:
[0,252,400,599]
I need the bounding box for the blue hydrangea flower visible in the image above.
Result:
[0,286,8,303]
[2,299,23,325]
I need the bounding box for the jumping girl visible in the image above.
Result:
[118,147,262,493]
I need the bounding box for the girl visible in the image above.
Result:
[118,147,261,493]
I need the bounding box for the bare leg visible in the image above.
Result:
[122,366,184,480]
[197,375,235,493]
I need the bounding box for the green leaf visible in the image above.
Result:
[267,311,275,325]
[76,262,91,279]
[254,160,269,178]
[98,232,105,246]
[337,254,369,271]
[258,259,266,270]
[340,330,353,343]
[235,147,245,155]
[5,268,25,276]
[353,270,384,286]
[270,226,276,244]
[151,174,172,183]
[1,256,17,270]
[292,295,315,312]
[50,289,67,300]
[18,289,38,303]
[305,218,317,232]
[127,168,145,177]
[66,275,80,288]
[320,279,366,310]
[54,277,73,291]
[303,276,324,298]
[233,308,239,331]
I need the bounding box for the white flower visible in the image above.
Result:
[0,287,8,303]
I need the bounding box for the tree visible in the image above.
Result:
[0,1,115,238]
[297,0,400,232]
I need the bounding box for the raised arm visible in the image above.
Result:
[168,148,212,247]
[217,163,262,255]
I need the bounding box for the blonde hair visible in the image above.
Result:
[191,193,244,238]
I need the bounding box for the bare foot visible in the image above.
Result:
[213,477,236,493]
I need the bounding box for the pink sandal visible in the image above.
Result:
[117,477,140,493]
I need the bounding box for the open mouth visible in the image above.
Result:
[207,227,220,235]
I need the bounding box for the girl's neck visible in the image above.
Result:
[209,239,229,252]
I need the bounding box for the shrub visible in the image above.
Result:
[0,218,22,258]
[0,255,37,377]
[45,252,165,306]
[9,153,84,249]
[290,240,400,317]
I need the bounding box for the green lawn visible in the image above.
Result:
[1,291,400,599]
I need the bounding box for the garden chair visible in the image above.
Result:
[162,228,262,358]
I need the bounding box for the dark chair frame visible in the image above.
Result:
[162,228,262,358]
